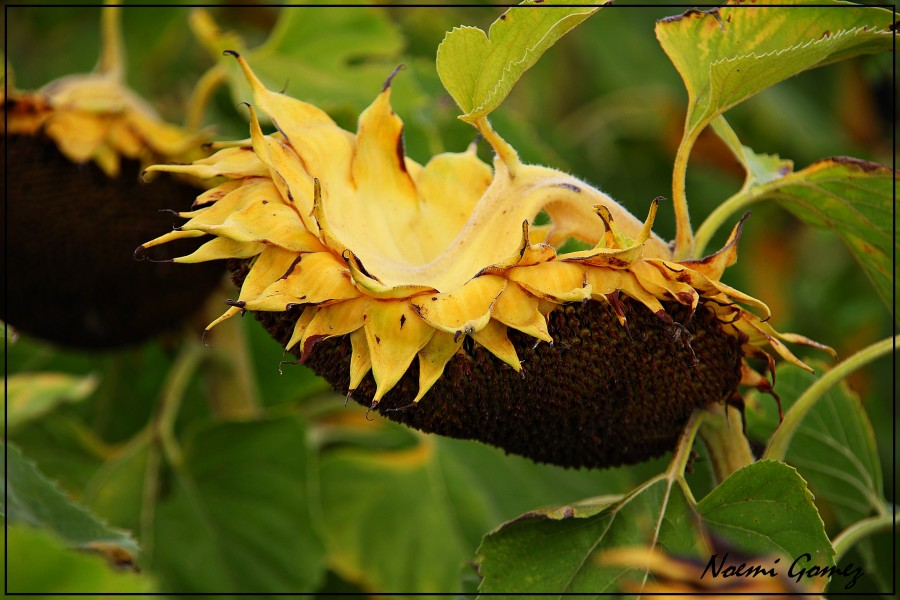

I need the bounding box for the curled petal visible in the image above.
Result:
[415,331,465,402]
[412,275,506,337]
[244,251,358,311]
[364,300,435,403]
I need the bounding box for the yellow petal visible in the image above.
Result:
[679,215,747,281]
[244,251,359,311]
[414,331,464,402]
[107,119,143,158]
[507,261,591,302]
[173,238,264,264]
[348,328,372,392]
[415,148,492,231]
[648,259,771,320]
[45,111,111,164]
[199,196,325,253]
[411,275,506,336]
[352,81,417,203]
[471,320,521,371]
[479,220,557,275]
[364,300,435,403]
[192,179,243,209]
[138,228,206,253]
[285,305,319,353]
[296,296,369,358]
[345,252,435,299]
[229,51,356,185]
[490,281,552,343]
[630,260,699,311]
[146,146,268,179]
[562,199,661,267]
[734,316,814,373]
[213,246,299,327]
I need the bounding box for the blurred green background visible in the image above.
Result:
[3,2,894,595]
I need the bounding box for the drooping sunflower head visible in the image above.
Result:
[143,51,829,468]
[2,7,222,349]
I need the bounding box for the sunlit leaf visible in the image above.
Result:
[2,443,138,558]
[5,371,98,430]
[437,1,604,121]
[4,525,154,594]
[697,460,834,572]
[152,416,326,593]
[747,362,885,529]
[476,476,704,594]
[656,0,894,135]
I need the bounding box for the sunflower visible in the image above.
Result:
[142,52,828,468]
[2,7,222,349]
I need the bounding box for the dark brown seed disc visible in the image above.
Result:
[233,261,744,469]
[1,133,224,349]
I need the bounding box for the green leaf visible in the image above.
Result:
[747,362,885,529]
[697,460,833,569]
[152,416,326,593]
[315,418,652,593]
[656,0,894,136]
[2,443,138,558]
[476,476,704,594]
[4,525,154,594]
[709,116,794,188]
[437,1,604,121]
[756,157,894,310]
[194,7,406,120]
[5,371,98,430]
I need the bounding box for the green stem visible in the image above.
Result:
[204,315,261,420]
[765,335,896,461]
[671,127,700,260]
[155,341,204,469]
[667,410,705,480]
[831,511,896,563]
[693,186,759,257]
[473,116,520,176]
[698,403,755,483]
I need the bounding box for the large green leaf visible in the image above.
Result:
[656,0,894,136]
[315,416,652,594]
[475,475,704,594]
[697,460,834,571]
[3,525,154,594]
[436,1,603,121]
[194,7,406,118]
[151,416,326,593]
[5,371,98,430]
[2,443,138,557]
[747,362,885,530]
[754,158,893,309]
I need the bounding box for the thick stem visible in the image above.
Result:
[96,5,125,81]
[671,127,700,260]
[667,410,705,480]
[765,335,896,461]
[698,403,755,484]
[831,511,895,563]
[185,64,227,131]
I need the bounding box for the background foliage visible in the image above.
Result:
[3,1,894,595]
